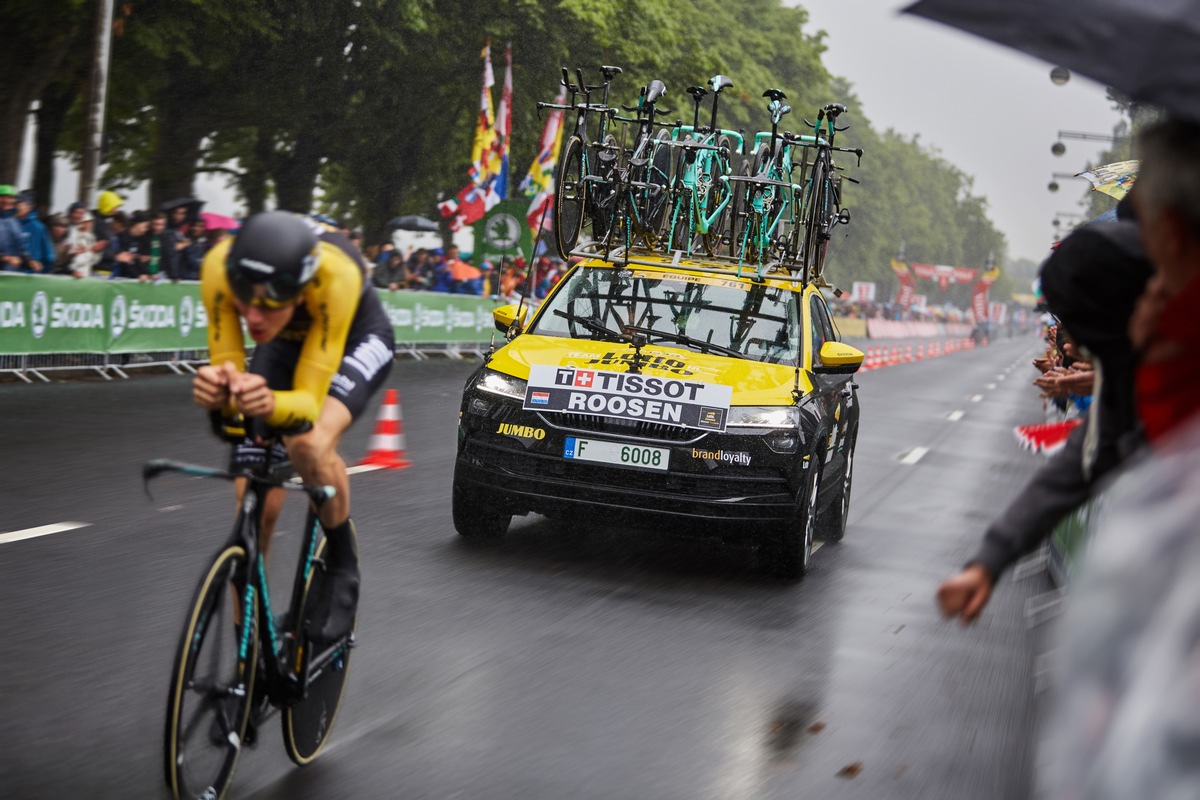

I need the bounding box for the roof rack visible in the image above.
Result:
[568,242,840,295]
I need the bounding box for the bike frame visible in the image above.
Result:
[145,456,339,707]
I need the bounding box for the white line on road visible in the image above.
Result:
[971,394,984,403]
[0,522,92,545]
[996,374,1006,381]
[987,383,997,390]
[899,447,929,465]
[947,410,965,422]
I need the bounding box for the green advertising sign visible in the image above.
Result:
[473,199,533,265]
[0,274,506,355]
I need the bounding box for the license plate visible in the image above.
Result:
[563,437,669,471]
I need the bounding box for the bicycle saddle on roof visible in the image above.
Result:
[601,65,623,79]
[644,80,667,104]
[762,88,787,102]
[709,75,734,92]
[686,86,708,101]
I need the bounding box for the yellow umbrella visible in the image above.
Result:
[1076,160,1138,201]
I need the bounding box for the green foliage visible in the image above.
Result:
[9,0,1009,296]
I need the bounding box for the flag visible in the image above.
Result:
[439,176,502,232]
[491,43,513,200]
[468,41,497,185]
[972,266,1001,322]
[891,258,915,307]
[521,91,566,231]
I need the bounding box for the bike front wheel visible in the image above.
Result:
[553,135,586,260]
[164,545,258,800]
[283,536,354,765]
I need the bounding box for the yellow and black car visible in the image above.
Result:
[453,248,863,578]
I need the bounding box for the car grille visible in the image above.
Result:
[539,412,706,444]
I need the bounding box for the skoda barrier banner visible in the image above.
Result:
[0,275,506,355]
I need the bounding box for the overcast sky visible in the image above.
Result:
[799,0,1124,264]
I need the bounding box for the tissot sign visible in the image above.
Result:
[523,364,732,431]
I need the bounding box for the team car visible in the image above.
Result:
[452,248,864,578]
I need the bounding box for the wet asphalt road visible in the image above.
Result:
[0,334,1052,799]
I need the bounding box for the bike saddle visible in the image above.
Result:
[762,88,788,102]
[824,102,848,115]
[709,74,734,93]
[687,86,709,102]
[644,80,667,104]
[601,65,623,81]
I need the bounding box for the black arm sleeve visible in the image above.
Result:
[969,424,1097,580]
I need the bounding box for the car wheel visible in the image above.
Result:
[819,429,856,542]
[761,456,821,579]
[452,477,511,540]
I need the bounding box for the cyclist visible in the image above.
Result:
[192,210,394,644]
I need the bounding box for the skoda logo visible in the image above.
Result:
[31,291,48,339]
[484,213,521,250]
[413,302,423,333]
[180,295,194,337]
[111,294,127,338]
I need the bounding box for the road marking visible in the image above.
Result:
[947,410,965,422]
[289,463,384,484]
[970,394,984,403]
[898,447,929,465]
[987,383,997,390]
[996,374,1006,381]
[0,522,92,545]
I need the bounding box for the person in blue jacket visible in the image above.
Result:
[0,185,25,270]
[13,191,54,273]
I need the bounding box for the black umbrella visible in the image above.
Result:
[903,0,1200,123]
[160,197,206,224]
[387,214,440,232]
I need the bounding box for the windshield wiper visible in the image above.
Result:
[622,324,742,359]
[553,309,627,342]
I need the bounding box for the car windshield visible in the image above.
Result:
[531,265,802,365]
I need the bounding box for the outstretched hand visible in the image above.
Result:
[936,564,994,623]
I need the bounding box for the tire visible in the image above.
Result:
[639,129,674,247]
[802,158,830,279]
[283,537,353,765]
[728,160,752,259]
[669,190,694,255]
[819,428,856,543]
[700,136,733,257]
[554,135,586,260]
[452,476,511,540]
[587,134,618,242]
[164,546,257,800]
[761,456,821,579]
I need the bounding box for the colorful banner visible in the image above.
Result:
[521,91,566,232]
[850,281,876,303]
[909,263,979,291]
[0,274,509,355]
[972,267,1001,323]
[890,259,915,307]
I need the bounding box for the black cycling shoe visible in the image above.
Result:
[307,564,360,646]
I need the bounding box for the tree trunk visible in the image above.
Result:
[0,19,80,184]
[146,76,205,210]
[31,79,82,215]
[235,132,273,214]
[271,132,323,213]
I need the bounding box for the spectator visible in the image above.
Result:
[443,244,481,294]
[109,211,149,279]
[177,219,208,280]
[372,251,408,291]
[14,191,54,273]
[91,190,124,257]
[49,214,72,273]
[62,210,99,278]
[936,220,1151,622]
[140,211,179,281]
[0,185,24,270]
[406,248,431,289]
[93,211,128,277]
[428,248,454,292]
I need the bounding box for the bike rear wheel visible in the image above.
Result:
[283,536,354,765]
[164,545,258,800]
[638,129,674,248]
[802,158,830,279]
[553,135,586,259]
[728,160,752,259]
[701,137,733,256]
[587,134,618,243]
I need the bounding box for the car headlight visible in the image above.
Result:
[474,368,528,400]
[726,406,800,428]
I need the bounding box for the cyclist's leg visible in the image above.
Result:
[288,329,394,642]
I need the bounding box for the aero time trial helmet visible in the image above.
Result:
[226,211,319,308]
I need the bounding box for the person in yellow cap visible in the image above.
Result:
[91,190,124,258]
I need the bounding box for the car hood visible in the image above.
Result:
[488,334,811,404]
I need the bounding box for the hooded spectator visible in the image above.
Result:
[373,251,408,291]
[178,219,208,280]
[14,191,54,273]
[92,190,124,255]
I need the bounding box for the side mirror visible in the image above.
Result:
[813,341,863,375]
[492,303,531,336]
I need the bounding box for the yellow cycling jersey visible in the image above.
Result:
[201,238,364,429]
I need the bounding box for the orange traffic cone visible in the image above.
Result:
[917,343,925,360]
[905,344,913,362]
[359,389,412,469]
